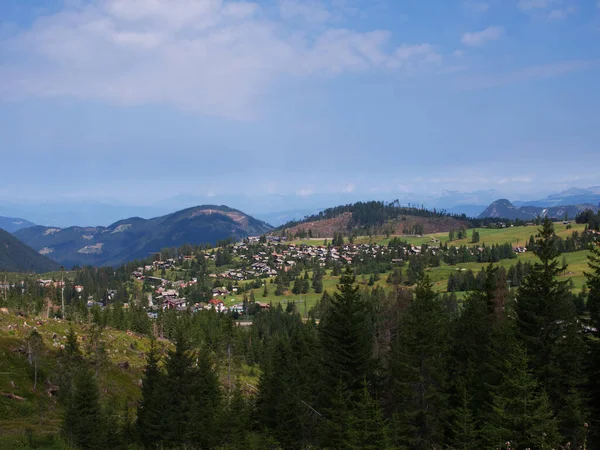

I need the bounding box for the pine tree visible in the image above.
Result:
[56,327,83,403]
[586,242,600,327]
[448,383,478,450]
[26,329,44,391]
[186,352,223,448]
[256,334,305,448]
[63,368,103,450]
[319,378,354,449]
[515,218,587,442]
[389,275,448,449]
[224,382,250,448]
[319,268,374,404]
[482,344,560,450]
[348,379,391,449]
[584,242,600,445]
[137,340,165,448]
[161,332,199,447]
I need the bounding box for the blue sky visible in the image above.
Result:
[0,0,599,220]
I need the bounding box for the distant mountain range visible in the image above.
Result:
[513,186,600,208]
[0,216,36,233]
[478,199,598,221]
[0,228,60,273]
[14,205,272,268]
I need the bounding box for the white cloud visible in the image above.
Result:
[517,0,577,20]
[279,0,331,23]
[546,6,577,20]
[0,0,441,119]
[461,26,505,47]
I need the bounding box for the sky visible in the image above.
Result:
[0,0,599,224]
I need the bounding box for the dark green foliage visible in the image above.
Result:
[348,380,391,450]
[481,344,560,450]
[319,269,374,402]
[160,332,223,448]
[136,340,166,448]
[515,218,588,443]
[62,368,102,449]
[585,243,600,445]
[0,227,60,272]
[389,276,448,449]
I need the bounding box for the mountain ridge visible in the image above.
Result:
[478,199,598,221]
[0,216,36,233]
[14,205,273,268]
[0,228,60,272]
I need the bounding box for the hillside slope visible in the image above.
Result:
[0,312,152,444]
[478,199,597,221]
[0,228,60,273]
[0,216,36,233]
[277,201,471,238]
[15,205,273,268]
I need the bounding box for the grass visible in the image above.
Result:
[288,223,587,249]
[220,247,593,311]
[0,312,154,443]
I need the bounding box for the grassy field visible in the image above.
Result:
[229,223,594,311]
[288,223,587,249]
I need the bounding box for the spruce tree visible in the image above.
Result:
[515,218,587,442]
[319,268,374,404]
[348,379,391,450]
[584,242,600,445]
[186,352,223,449]
[585,242,600,327]
[137,340,165,448]
[389,275,448,449]
[63,368,103,450]
[482,344,560,450]
[161,332,199,448]
[448,384,478,450]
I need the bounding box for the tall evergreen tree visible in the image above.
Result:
[584,242,600,445]
[161,332,199,448]
[389,275,448,449]
[482,344,560,450]
[348,379,391,450]
[63,368,103,450]
[136,340,166,448]
[515,218,587,442]
[319,268,374,404]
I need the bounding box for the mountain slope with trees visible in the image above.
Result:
[277,200,473,239]
[0,228,60,272]
[14,205,272,268]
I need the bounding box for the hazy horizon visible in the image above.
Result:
[1,0,599,225]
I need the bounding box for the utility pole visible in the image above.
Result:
[227,341,232,403]
[3,273,7,304]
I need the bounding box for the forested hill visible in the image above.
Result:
[14,205,272,268]
[276,200,502,238]
[0,228,60,272]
